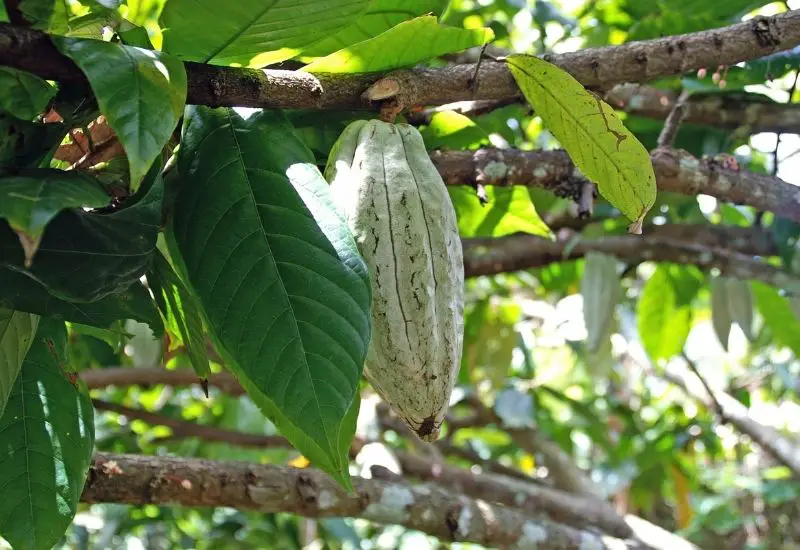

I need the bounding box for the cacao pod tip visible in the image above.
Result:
[415,416,440,442]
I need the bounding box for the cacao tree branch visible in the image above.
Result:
[2,11,800,110]
[432,147,800,224]
[82,453,641,550]
[661,366,800,477]
[93,397,633,539]
[462,232,800,293]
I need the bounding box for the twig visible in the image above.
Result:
[680,352,727,422]
[657,90,691,148]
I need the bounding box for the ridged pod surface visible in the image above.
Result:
[324,120,464,441]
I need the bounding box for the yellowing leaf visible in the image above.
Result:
[289,455,311,468]
[303,15,493,74]
[507,55,656,226]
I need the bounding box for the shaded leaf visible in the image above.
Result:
[0,170,111,266]
[507,54,656,227]
[300,0,449,57]
[160,0,370,66]
[581,252,620,353]
[167,106,371,487]
[147,250,210,380]
[0,171,163,303]
[0,114,67,172]
[638,266,692,362]
[0,318,95,550]
[0,68,56,120]
[0,309,38,418]
[304,15,494,74]
[711,277,732,350]
[0,266,162,335]
[54,36,187,187]
[449,185,552,238]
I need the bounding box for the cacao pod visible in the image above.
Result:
[324,120,464,441]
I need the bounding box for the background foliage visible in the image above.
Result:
[0,0,798,549]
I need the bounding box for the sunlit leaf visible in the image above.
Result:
[420,111,490,151]
[752,282,800,356]
[638,266,692,361]
[449,185,553,238]
[304,15,494,74]
[160,0,370,66]
[507,54,656,227]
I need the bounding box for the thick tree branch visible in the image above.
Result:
[82,453,637,550]
[2,12,800,110]
[462,232,800,293]
[661,366,800,477]
[432,147,800,224]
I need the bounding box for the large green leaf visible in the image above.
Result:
[752,282,800,356]
[637,266,692,362]
[449,185,552,238]
[147,251,209,380]
[0,170,111,266]
[0,172,163,303]
[0,68,56,120]
[625,1,765,41]
[0,309,38,418]
[54,37,186,188]
[507,54,656,228]
[160,0,370,66]
[0,269,163,335]
[304,15,494,74]
[0,318,95,550]
[167,106,371,486]
[300,0,450,57]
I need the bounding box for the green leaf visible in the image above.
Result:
[0,309,38,418]
[0,171,163,303]
[167,106,371,487]
[300,0,450,58]
[147,251,210,380]
[581,252,620,353]
[160,0,370,66]
[0,268,163,335]
[0,318,95,550]
[711,277,732,350]
[449,185,553,238]
[752,282,800,356]
[0,170,111,266]
[507,54,656,227]
[19,0,70,33]
[0,113,67,172]
[304,15,494,74]
[638,266,692,362]
[285,110,371,165]
[54,37,186,188]
[0,68,56,120]
[420,111,490,151]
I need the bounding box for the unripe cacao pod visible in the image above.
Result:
[324,119,464,441]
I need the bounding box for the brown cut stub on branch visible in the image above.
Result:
[363,77,400,101]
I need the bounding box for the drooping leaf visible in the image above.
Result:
[420,111,490,151]
[0,171,163,303]
[147,250,210,380]
[0,68,56,120]
[0,268,163,335]
[507,54,656,228]
[304,15,494,74]
[581,252,620,353]
[0,318,95,550]
[54,36,187,187]
[0,170,111,266]
[449,185,553,238]
[638,266,692,362]
[300,0,450,57]
[167,106,371,487]
[711,277,732,350]
[160,0,370,66]
[0,309,38,417]
[752,282,800,356]
[723,277,754,341]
